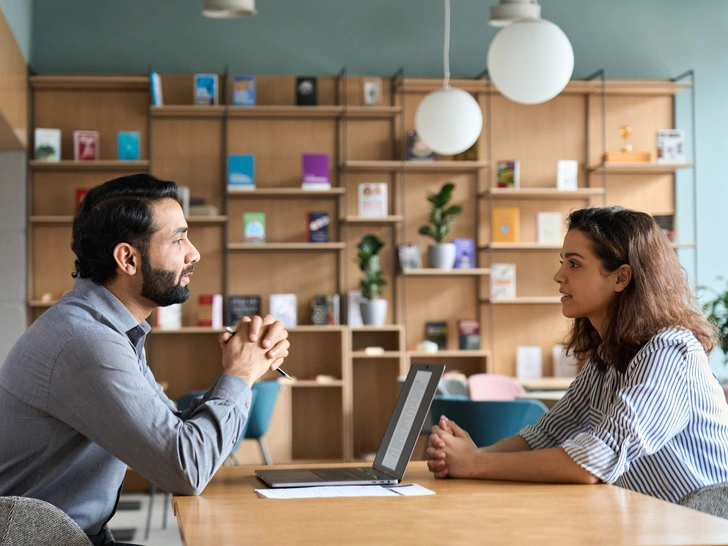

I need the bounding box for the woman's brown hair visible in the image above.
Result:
[563,206,717,373]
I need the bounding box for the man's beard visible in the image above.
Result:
[140,249,192,307]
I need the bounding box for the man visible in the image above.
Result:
[0,174,290,545]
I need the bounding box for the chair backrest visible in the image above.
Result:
[678,482,728,520]
[429,398,547,447]
[245,381,281,439]
[0,496,92,546]
[467,373,526,401]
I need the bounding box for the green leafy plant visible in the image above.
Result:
[418,182,462,244]
[356,234,386,300]
[702,279,728,364]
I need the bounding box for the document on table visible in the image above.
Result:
[255,483,435,499]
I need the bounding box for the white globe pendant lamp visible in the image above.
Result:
[487,1,574,105]
[415,0,483,155]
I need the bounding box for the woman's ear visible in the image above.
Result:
[614,264,632,293]
[113,243,140,277]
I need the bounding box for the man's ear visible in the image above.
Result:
[614,264,632,293]
[113,243,141,277]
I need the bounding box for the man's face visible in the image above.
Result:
[140,198,200,307]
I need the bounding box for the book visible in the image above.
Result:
[177,186,190,217]
[496,160,520,188]
[458,319,481,350]
[228,154,255,190]
[232,75,256,106]
[155,303,182,329]
[490,263,517,300]
[556,160,578,191]
[652,214,675,242]
[270,293,297,327]
[347,290,364,326]
[406,130,436,161]
[243,213,266,243]
[117,131,140,160]
[150,71,163,106]
[656,129,685,163]
[398,242,422,270]
[453,239,476,269]
[536,212,563,245]
[311,295,330,325]
[425,321,448,350]
[362,78,381,106]
[552,345,578,378]
[194,73,219,106]
[75,188,90,211]
[358,182,388,218]
[307,212,330,243]
[301,153,330,190]
[296,76,317,106]
[197,294,223,328]
[34,128,61,161]
[228,295,262,326]
[73,130,99,161]
[491,207,520,243]
[516,346,543,379]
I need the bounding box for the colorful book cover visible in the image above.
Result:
[453,239,476,269]
[232,75,256,106]
[34,128,61,162]
[496,160,520,188]
[425,321,448,350]
[406,130,436,161]
[295,76,317,106]
[302,153,330,190]
[197,294,223,328]
[194,73,219,105]
[491,207,520,243]
[228,295,262,326]
[269,293,298,327]
[458,319,481,350]
[117,131,140,160]
[243,212,266,243]
[307,212,330,243]
[490,263,517,300]
[73,130,99,161]
[536,212,563,245]
[656,129,686,163]
[358,182,388,218]
[311,295,330,325]
[228,154,255,189]
[150,71,164,106]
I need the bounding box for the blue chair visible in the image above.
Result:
[245,380,281,465]
[428,398,548,447]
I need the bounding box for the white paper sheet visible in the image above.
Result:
[255,483,435,499]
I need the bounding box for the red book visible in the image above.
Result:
[73,130,99,161]
[197,294,223,328]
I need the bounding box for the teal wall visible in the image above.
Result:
[0,0,31,60]
[24,0,728,375]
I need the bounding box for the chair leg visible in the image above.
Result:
[258,438,273,465]
[144,483,156,540]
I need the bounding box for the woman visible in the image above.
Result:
[427,206,728,503]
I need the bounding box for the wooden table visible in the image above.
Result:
[173,462,728,545]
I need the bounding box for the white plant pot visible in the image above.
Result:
[428,243,456,269]
[360,299,388,326]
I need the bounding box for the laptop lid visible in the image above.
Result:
[371,363,445,480]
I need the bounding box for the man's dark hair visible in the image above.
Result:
[71,174,179,284]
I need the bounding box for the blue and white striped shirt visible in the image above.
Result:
[518,328,728,502]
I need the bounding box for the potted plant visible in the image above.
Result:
[356,234,387,326]
[701,280,728,401]
[418,182,462,269]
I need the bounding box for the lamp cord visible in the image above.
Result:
[443,0,451,89]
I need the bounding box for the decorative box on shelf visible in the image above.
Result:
[602,150,651,163]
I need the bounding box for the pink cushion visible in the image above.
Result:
[467,374,526,401]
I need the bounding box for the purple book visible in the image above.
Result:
[302,153,331,190]
[453,238,476,269]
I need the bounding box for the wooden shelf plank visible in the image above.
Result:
[588,162,694,174]
[484,187,605,199]
[186,216,228,224]
[227,105,343,118]
[289,380,345,388]
[349,325,403,332]
[30,216,73,224]
[30,160,150,171]
[407,350,491,358]
[401,268,490,276]
[227,242,346,251]
[671,242,696,249]
[484,297,562,305]
[343,160,489,172]
[342,216,404,224]
[288,325,347,333]
[228,188,345,197]
[149,105,226,118]
[344,106,402,118]
[150,325,346,334]
[31,75,149,90]
[351,351,402,359]
[481,243,561,251]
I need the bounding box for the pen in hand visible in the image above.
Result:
[225,326,293,380]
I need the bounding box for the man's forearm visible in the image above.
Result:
[468,447,599,484]
[480,435,532,453]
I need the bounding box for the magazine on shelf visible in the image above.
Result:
[232,75,256,106]
[536,212,563,245]
[490,263,517,300]
[496,160,520,188]
[34,128,61,162]
[398,243,422,271]
[656,129,685,163]
[296,77,317,106]
[453,239,475,269]
[491,207,520,243]
[457,319,480,350]
[556,160,578,191]
[358,182,388,217]
[302,153,331,190]
[150,71,163,106]
[270,294,298,327]
[194,73,219,106]
[73,130,99,161]
[228,295,262,326]
[243,213,266,243]
[117,131,140,160]
[307,212,330,242]
[228,154,255,190]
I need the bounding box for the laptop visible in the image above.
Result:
[255,363,445,488]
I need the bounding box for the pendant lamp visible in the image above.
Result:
[415,0,483,155]
[203,0,257,18]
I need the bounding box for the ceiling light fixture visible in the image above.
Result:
[203,0,257,18]
[487,0,573,105]
[414,0,483,156]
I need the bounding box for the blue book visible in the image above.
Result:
[117,131,140,160]
[232,75,256,106]
[228,155,255,189]
[194,73,218,106]
[150,71,163,106]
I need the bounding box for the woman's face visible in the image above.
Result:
[553,229,628,337]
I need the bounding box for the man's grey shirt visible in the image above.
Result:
[0,277,252,535]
